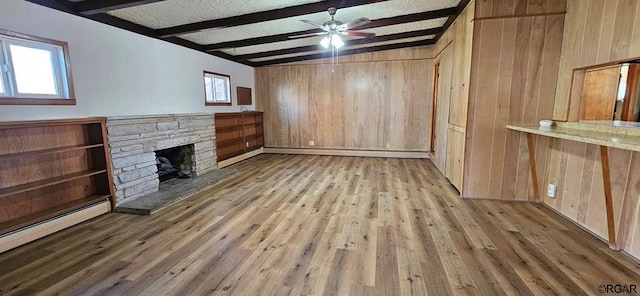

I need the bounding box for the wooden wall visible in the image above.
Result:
[255,47,433,152]
[544,0,640,259]
[430,1,475,191]
[463,1,565,199]
[475,0,566,19]
[544,142,640,258]
[553,0,640,120]
[431,49,452,174]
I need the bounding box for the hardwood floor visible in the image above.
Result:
[1,154,639,295]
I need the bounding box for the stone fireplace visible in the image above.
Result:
[106,114,216,205]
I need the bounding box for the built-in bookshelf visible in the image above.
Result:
[214,112,264,161]
[0,118,114,237]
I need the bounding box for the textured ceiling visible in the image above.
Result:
[178,1,451,44]
[109,0,323,29]
[31,0,465,66]
[218,18,447,56]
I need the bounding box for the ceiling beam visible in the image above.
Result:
[87,13,157,36]
[157,0,390,38]
[203,7,457,51]
[252,39,435,67]
[435,0,471,41]
[26,0,76,14]
[73,0,166,15]
[26,0,253,66]
[162,37,254,66]
[233,27,443,61]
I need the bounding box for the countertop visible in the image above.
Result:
[506,122,640,152]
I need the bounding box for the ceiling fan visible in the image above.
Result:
[292,7,376,49]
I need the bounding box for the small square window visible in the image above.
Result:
[0,29,75,105]
[204,71,231,106]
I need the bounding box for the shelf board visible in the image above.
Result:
[0,143,104,161]
[216,138,244,147]
[0,195,110,235]
[244,134,264,140]
[0,169,108,198]
[215,125,244,132]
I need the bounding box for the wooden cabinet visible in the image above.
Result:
[214,112,264,161]
[0,118,114,236]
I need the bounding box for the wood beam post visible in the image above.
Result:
[525,134,540,201]
[599,145,617,250]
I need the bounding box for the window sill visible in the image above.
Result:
[0,97,76,105]
[206,102,232,106]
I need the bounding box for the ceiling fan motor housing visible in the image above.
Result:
[325,7,342,30]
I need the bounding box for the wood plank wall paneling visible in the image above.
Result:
[449,4,475,128]
[553,0,640,120]
[430,1,475,188]
[255,47,433,152]
[446,127,465,190]
[281,47,433,66]
[544,141,640,259]
[476,0,566,19]
[464,12,564,200]
[542,0,640,260]
[431,49,453,174]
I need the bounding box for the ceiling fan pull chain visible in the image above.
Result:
[331,45,335,73]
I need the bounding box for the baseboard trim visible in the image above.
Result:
[540,202,611,246]
[0,200,110,253]
[263,147,429,159]
[217,147,264,168]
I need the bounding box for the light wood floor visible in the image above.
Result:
[1,154,639,295]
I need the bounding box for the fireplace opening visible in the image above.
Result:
[155,144,195,182]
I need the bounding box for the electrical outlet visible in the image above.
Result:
[547,183,557,198]
[246,142,249,147]
[309,140,315,146]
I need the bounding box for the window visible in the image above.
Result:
[204,71,231,106]
[0,29,75,105]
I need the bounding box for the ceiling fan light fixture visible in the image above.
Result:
[331,35,344,48]
[319,34,344,49]
[320,36,331,48]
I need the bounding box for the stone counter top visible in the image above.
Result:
[506,122,640,152]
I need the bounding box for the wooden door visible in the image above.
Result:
[580,66,620,120]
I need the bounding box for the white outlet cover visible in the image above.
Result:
[547,183,557,198]
[309,140,315,146]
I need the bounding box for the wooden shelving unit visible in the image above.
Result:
[214,112,264,161]
[0,118,114,237]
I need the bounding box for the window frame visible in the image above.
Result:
[0,29,75,105]
[203,71,232,106]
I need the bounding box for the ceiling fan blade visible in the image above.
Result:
[288,31,328,39]
[343,31,376,38]
[337,17,371,31]
[300,19,330,31]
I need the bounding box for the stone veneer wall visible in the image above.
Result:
[106,114,216,204]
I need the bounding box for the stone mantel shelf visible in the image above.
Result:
[105,111,260,121]
[106,113,215,120]
[506,122,640,152]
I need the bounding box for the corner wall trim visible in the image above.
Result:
[217,147,264,168]
[263,147,429,159]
